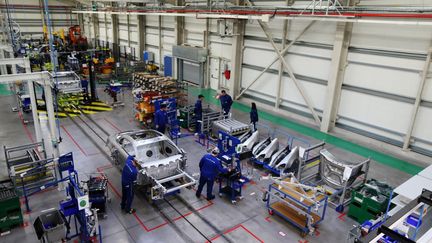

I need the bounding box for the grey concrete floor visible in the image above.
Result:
[0,87,413,243]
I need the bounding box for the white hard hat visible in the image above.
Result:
[211,147,220,155]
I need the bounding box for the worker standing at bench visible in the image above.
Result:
[121,155,139,214]
[217,90,233,116]
[196,147,229,201]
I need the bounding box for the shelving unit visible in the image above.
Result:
[132,72,188,126]
[265,175,328,236]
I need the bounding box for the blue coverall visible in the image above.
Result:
[196,154,228,199]
[250,109,258,131]
[194,99,203,134]
[81,79,90,102]
[154,109,168,133]
[121,155,138,212]
[220,94,233,115]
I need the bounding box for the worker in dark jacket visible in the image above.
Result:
[217,90,233,116]
[196,147,229,200]
[250,102,259,131]
[194,95,204,136]
[154,104,168,134]
[121,155,139,214]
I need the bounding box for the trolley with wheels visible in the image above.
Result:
[218,171,244,204]
[265,174,328,237]
[84,173,110,218]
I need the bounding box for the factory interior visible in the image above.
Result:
[1,0,432,242]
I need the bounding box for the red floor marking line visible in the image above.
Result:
[240,225,264,243]
[97,165,213,233]
[61,125,88,156]
[172,200,214,221]
[104,118,122,132]
[18,111,34,143]
[207,224,263,243]
[337,212,346,222]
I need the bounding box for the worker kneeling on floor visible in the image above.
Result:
[121,155,139,214]
[196,147,229,200]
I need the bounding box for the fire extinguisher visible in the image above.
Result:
[223,64,231,80]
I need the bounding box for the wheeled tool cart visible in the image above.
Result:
[265,174,328,237]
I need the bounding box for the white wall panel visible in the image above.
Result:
[344,62,421,98]
[338,90,413,136]
[412,106,432,143]
[422,78,432,103]
[351,23,432,53]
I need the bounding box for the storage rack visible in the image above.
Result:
[265,174,328,236]
[132,72,188,126]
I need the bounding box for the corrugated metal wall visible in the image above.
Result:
[78,5,432,157]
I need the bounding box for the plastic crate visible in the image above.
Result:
[33,209,66,243]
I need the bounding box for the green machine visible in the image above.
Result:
[348,179,393,224]
[0,179,23,232]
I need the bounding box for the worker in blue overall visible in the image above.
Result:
[121,155,139,214]
[250,102,259,131]
[194,94,204,136]
[196,148,229,200]
[218,90,233,116]
[81,79,90,104]
[154,104,168,134]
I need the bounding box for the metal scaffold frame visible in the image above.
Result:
[300,0,346,16]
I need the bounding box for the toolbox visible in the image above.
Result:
[87,175,109,216]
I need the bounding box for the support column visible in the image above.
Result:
[320,22,353,132]
[228,19,245,98]
[173,0,185,79]
[111,14,119,59]
[104,14,108,43]
[276,19,289,108]
[77,13,84,32]
[137,15,146,61]
[158,16,163,68]
[25,60,42,143]
[403,46,432,150]
[43,82,60,158]
[92,13,100,45]
[204,17,210,88]
[127,14,131,47]
[0,50,7,74]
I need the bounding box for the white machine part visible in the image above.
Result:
[236,130,259,153]
[255,138,279,163]
[51,71,82,94]
[212,118,250,137]
[319,149,364,190]
[274,146,300,174]
[252,137,271,156]
[268,145,291,167]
